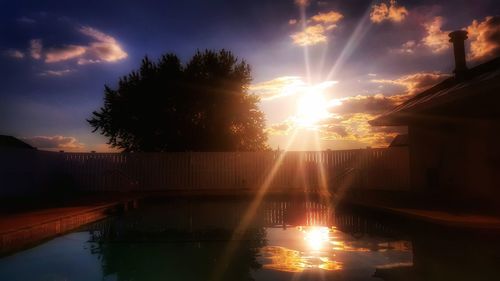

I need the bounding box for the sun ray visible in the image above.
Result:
[317,40,330,82]
[325,5,373,82]
[313,130,332,201]
[299,4,312,84]
[210,128,300,281]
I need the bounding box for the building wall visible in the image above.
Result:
[408,119,500,203]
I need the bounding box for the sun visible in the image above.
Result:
[295,87,332,127]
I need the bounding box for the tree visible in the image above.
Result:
[88,50,268,152]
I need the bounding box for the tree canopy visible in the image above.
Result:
[88,50,268,152]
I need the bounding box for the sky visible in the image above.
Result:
[1,0,499,152]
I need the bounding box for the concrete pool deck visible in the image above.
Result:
[349,200,500,230]
[0,195,141,256]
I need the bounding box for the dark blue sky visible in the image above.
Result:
[1,0,499,151]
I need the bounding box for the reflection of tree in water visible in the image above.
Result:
[88,223,266,281]
[85,201,267,281]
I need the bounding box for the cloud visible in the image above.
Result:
[4,49,25,59]
[319,113,406,147]
[391,40,417,54]
[91,143,122,153]
[38,69,75,77]
[331,93,409,115]
[277,71,448,147]
[77,26,128,64]
[251,76,337,100]
[269,111,406,147]
[17,16,36,24]
[22,135,85,151]
[290,10,343,46]
[291,24,328,46]
[322,123,349,138]
[289,19,298,25]
[370,0,408,23]
[467,16,500,61]
[417,15,500,59]
[45,45,86,63]
[311,11,343,25]
[294,0,310,7]
[30,39,43,60]
[421,16,450,53]
[371,71,450,94]
[264,72,448,148]
[266,121,294,136]
[250,76,306,100]
[28,26,127,65]
[313,71,447,146]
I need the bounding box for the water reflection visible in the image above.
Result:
[259,226,343,273]
[3,198,496,281]
[81,198,413,281]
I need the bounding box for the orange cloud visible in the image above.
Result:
[29,26,127,65]
[45,45,86,63]
[262,72,448,147]
[266,91,410,147]
[266,121,294,136]
[331,93,409,115]
[467,16,500,61]
[291,24,328,46]
[371,71,450,94]
[77,26,128,64]
[391,40,417,54]
[251,76,337,101]
[250,76,305,100]
[30,39,42,60]
[319,113,406,147]
[421,16,450,53]
[22,135,85,151]
[311,11,344,24]
[92,143,122,153]
[264,71,448,147]
[290,10,343,46]
[370,0,408,24]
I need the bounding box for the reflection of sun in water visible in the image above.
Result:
[259,226,343,272]
[303,226,330,251]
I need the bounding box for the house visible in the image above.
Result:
[388,134,408,148]
[370,30,500,205]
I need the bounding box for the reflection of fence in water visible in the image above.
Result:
[83,200,401,243]
[263,200,331,227]
[262,200,401,237]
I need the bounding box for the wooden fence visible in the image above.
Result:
[0,148,409,196]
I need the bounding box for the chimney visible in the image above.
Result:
[448,30,468,79]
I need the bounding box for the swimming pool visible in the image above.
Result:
[0,197,498,281]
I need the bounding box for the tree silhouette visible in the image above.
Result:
[88,50,268,152]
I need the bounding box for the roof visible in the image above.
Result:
[370,57,500,126]
[389,134,408,147]
[0,135,35,149]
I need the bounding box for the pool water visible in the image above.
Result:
[0,198,499,281]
